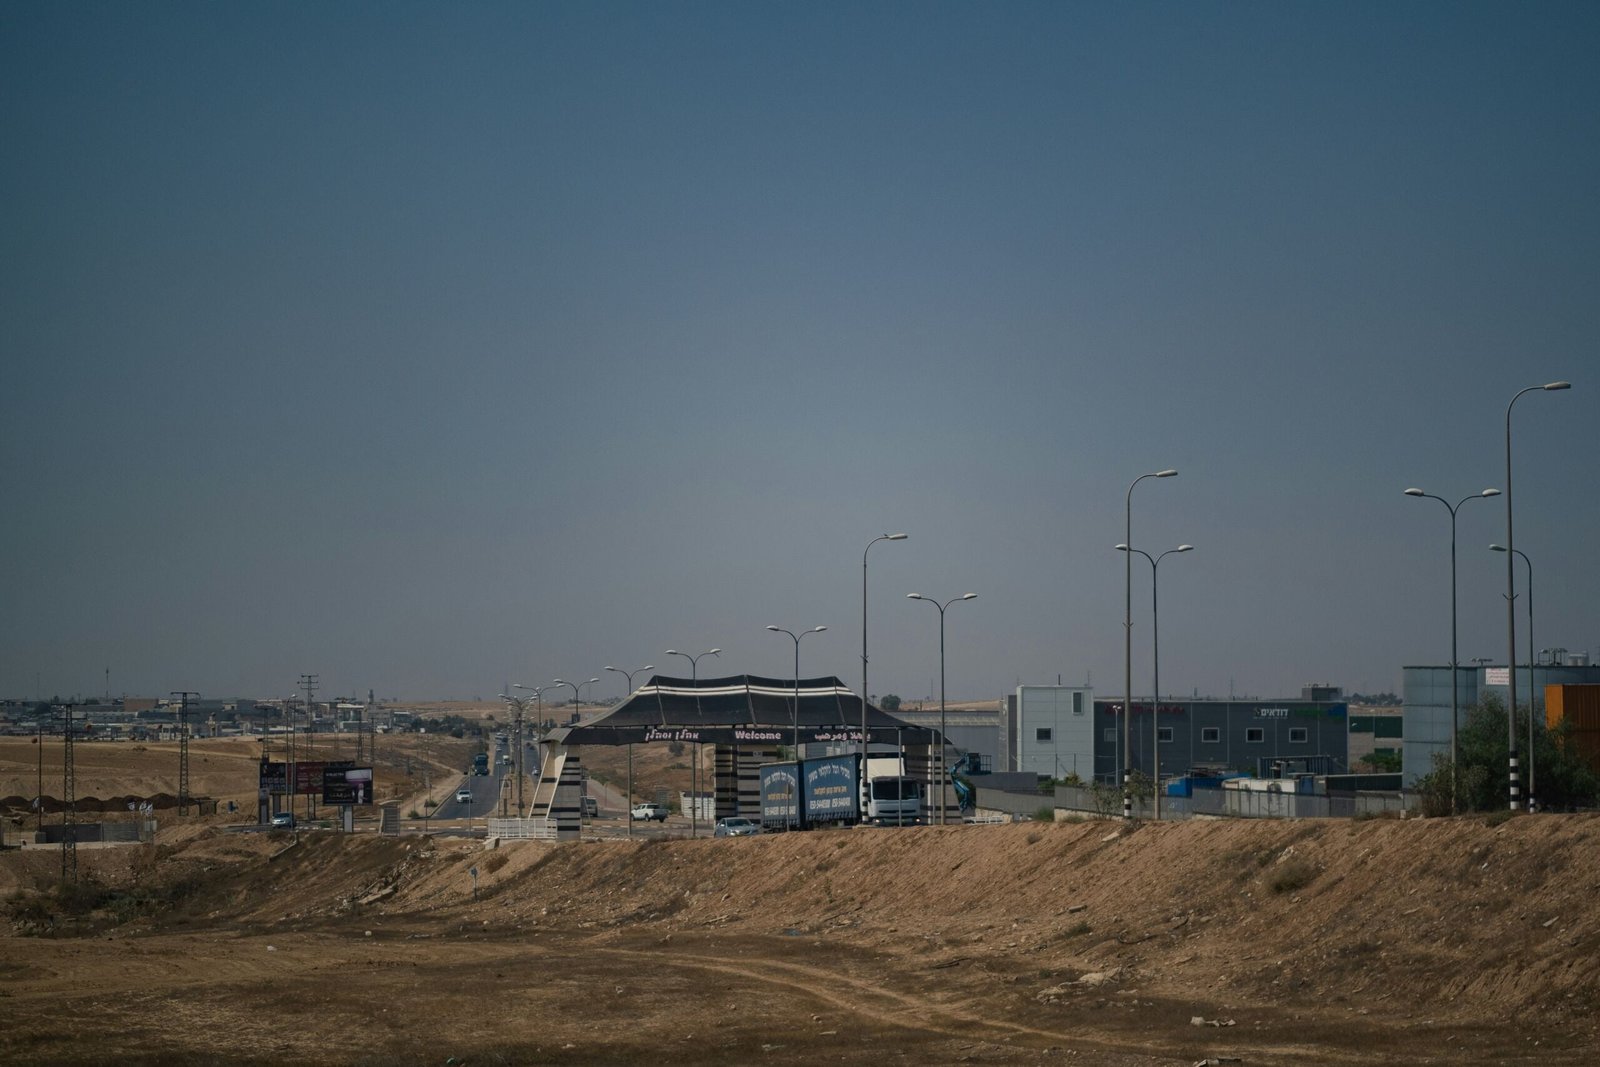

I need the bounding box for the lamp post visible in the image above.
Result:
[1405,487,1500,814]
[862,534,908,804]
[1492,543,1537,811]
[666,649,720,836]
[906,594,976,826]
[1116,545,1191,820]
[498,693,533,816]
[512,683,547,729]
[605,664,654,837]
[766,625,827,830]
[1124,469,1177,819]
[1502,381,1570,811]
[550,677,599,724]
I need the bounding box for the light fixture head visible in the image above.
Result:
[1481,488,1501,497]
[552,678,567,685]
[811,626,828,633]
[1115,543,1130,551]
[1156,469,1178,478]
[961,593,977,600]
[604,665,617,672]
[1490,544,1507,553]
[887,533,908,540]
[1544,381,1571,390]
[765,625,780,632]
[906,593,923,600]
[665,649,679,655]
[1176,544,1194,552]
[707,648,722,655]
[1404,488,1425,497]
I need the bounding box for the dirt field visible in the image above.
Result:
[2,742,1598,1066]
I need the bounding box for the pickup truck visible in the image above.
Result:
[630,802,668,822]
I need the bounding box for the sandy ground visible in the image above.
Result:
[1,745,1598,1066]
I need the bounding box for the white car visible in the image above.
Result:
[631,802,667,822]
[455,787,472,804]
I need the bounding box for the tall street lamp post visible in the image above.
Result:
[604,664,654,837]
[862,534,908,802]
[766,626,827,830]
[1116,545,1191,820]
[666,649,721,837]
[1502,381,1569,811]
[498,693,533,816]
[1124,469,1177,819]
[1492,544,1537,811]
[1405,487,1500,814]
[907,593,976,826]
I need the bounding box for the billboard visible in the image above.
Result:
[322,765,374,806]
[260,759,359,796]
[759,762,799,828]
[802,755,859,823]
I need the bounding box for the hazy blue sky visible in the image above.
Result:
[3,2,1596,705]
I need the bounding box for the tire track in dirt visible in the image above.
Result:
[588,940,1440,1067]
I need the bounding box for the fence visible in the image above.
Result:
[485,817,560,841]
[1052,783,1415,820]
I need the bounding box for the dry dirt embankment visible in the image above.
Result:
[3,814,1598,1065]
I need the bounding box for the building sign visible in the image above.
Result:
[1485,667,1510,686]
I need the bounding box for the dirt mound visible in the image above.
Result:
[3,814,1598,1064]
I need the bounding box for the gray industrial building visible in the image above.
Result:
[1007,685,1351,785]
[1401,656,1600,785]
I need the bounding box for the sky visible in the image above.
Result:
[3,1,1597,706]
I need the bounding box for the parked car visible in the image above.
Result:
[455,787,473,804]
[270,812,295,829]
[631,802,668,822]
[713,817,760,838]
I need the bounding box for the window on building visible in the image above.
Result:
[1289,727,1308,744]
[1073,691,1084,715]
[1035,727,1052,742]
[1201,727,1220,743]
[1103,727,1117,743]
[1246,727,1265,743]
[1157,726,1173,743]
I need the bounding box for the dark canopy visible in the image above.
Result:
[543,674,937,747]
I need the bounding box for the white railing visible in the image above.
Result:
[486,817,559,840]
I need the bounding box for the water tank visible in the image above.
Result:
[1568,651,1591,667]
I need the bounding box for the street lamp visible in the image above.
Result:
[666,649,720,836]
[498,692,534,816]
[1492,543,1538,811]
[1124,469,1177,820]
[766,625,828,830]
[906,593,976,825]
[604,664,655,699]
[1404,487,1500,814]
[606,664,655,838]
[1116,545,1191,819]
[549,678,598,724]
[1502,381,1569,810]
[862,534,908,798]
[512,683,548,729]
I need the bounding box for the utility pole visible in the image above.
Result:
[61,703,77,883]
[300,674,319,819]
[172,692,199,815]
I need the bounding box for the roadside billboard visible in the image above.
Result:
[323,765,374,805]
[802,755,859,824]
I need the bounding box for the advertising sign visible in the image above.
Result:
[323,765,374,806]
[802,756,859,823]
[1485,667,1510,686]
[259,760,287,793]
[759,763,799,828]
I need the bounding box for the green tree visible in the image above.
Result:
[1415,693,1598,815]
[879,694,902,712]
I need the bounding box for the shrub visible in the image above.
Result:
[1033,806,1056,823]
[1267,858,1317,894]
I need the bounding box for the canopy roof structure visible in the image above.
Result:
[542,674,938,747]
